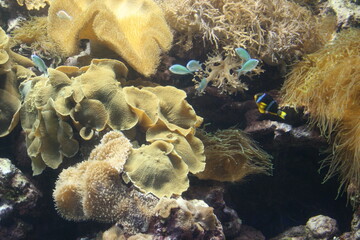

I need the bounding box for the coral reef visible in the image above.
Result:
[47,0,173,76]
[20,59,204,179]
[281,28,360,192]
[195,128,272,182]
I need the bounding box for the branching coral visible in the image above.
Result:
[157,0,330,64]
[195,128,272,182]
[47,0,173,76]
[280,28,360,192]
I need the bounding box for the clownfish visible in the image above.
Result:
[254,93,286,119]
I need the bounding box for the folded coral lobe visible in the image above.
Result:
[48,0,173,76]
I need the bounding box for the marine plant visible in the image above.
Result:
[281,28,360,194]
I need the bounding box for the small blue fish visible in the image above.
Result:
[254,93,286,119]
[235,48,251,62]
[236,59,259,75]
[169,64,192,75]
[31,54,48,76]
[186,60,202,72]
[196,78,209,93]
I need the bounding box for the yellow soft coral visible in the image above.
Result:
[195,129,272,182]
[47,0,173,76]
[281,28,360,193]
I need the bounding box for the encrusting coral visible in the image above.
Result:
[280,28,360,193]
[47,0,173,76]
[195,129,272,182]
[0,27,34,137]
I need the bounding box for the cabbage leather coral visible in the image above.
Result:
[53,131,159,231]
[195,129,272,182]
[21,58,205,196]
[47,0,173,76]
[124,140,190,198]
[281,28,360,193]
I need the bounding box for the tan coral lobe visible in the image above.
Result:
[48,0,173,76]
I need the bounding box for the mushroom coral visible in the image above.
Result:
[195,129,272,182]
[280,28,360,193]
[0,27,34,137]
[47,0,173,76]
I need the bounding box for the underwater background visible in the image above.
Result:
[0,0,359,239]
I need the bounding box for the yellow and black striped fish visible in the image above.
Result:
[254,93,286,119]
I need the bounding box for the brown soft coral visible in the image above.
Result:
[47,0,173,76]
[280,28,360,193]
[158,0,331,64]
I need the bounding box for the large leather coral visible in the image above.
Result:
[47,0,173,76]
